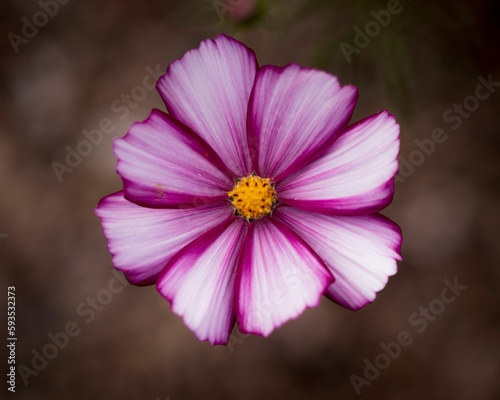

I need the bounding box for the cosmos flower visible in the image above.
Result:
[95,34,402,345]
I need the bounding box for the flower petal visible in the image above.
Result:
[275,206,402,310]
[95,192,234,285]
[236,218,334,336]
[157,219,247,345]
[157,34,257,177]
[114,109,232,208]
[248,64,358,180]
[277,111,400,214]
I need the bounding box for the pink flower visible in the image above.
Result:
[95,34,402,345]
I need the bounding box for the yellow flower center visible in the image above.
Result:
[228,175,276,220]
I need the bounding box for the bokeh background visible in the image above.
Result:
[1,0,500,399]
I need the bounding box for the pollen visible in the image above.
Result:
[228,175,276,220]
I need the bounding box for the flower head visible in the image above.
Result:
[95,34,402,344]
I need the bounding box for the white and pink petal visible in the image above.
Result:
[248,64,358,180]
[114,109,232,208]
[275,206,402,310]
[157,219,247,345]
[157,34,257,177]
[236,218,334,336]
[277,111,400,214]
[95,192,234,285]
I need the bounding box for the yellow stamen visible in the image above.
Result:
[228,175,276,220]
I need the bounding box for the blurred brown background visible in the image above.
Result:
[1,0,500,399]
